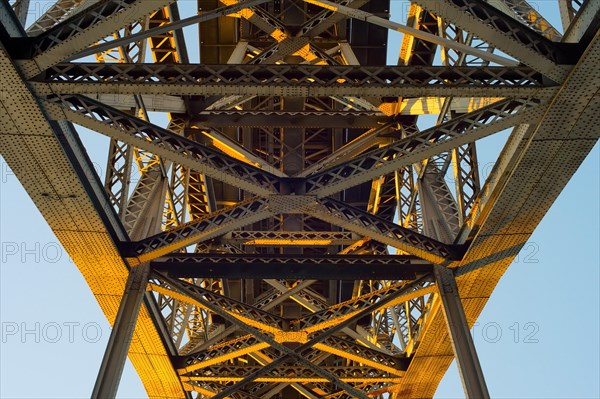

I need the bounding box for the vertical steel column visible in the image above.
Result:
[433,265,490,399]
[91,263,150,399]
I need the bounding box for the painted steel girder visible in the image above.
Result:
[223,230,361,246]
[26,0,86,35]
[44,94,281,197]
[221,0,286,41]
[123,197,275,263]
[30,64,558,98]
[309,197,463,263]
[210,276,432,399]
[98,16,150,222]
[419,170,461,243]
[177,334,408,378]
[501,0,562,41]
[254,280,322,308]
[27,0,174,71]
[152,253,432,280]
[148,6,182,64]
[42,90,460,262]
[76,0,270,61]
[561,0,600,43]
[176,334,269,373]
[307,0,514,67]
[411,0,574,81]
[11,0,29,26]
[0,13,186,397]
[193,110,390,128]
[152,255,433,336]
[453,143,481,225]
[249,0,370,64]
[299,0,370,38]
[387,18,600,399]
[180,365,405,382]
[290,279,435,334]
[135,192,459,264]
[156,273,435,399]
[151,272,372,399]
[150,282,285,336]
[104,138,134,219]
[305,98,543,197]
[183,381,259,399]
[559,0,585,32]
[313,336,409,375]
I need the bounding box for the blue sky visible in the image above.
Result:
[1,1,599,398]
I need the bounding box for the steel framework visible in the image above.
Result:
[0,0,598,397]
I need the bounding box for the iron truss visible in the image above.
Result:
[0,0,598,398]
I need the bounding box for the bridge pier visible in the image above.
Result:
[434,265,490,399]
[91,264,150,399]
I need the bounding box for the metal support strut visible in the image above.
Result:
[91,264,150,399]
[434,265,490,399]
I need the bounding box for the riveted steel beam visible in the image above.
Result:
[500,0,562,41]
[43,94,281,196]
[305,99,543,197]
[28,0,175,72]
[149,282,285,336]
[26,0,86,35]
[308,197,463,264]
[411,0,574,82]
[291,280,436,334]
[434,265,489,398]
[222,230,361,246]
[31,64,558,98]
[203,274,434,399]
[150,272,372,399]
[72,0,271,60]
[193,110,390,128]
[305,0,517,66]
[123,197,275,264]
[152,253,432,280]
[92,264,150,399]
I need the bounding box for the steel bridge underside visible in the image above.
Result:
[0,0,599,398]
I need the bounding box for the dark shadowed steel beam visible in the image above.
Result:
[92,264,150,399]
[433,265,489,398]
[192,110,390,128]
[30,64,558,98]
[152,253,432,280]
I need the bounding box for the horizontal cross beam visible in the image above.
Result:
[31,64,559,99]
[223,230,361,246]
[192,110,390,128]
[180,365,405,381]
[151,253,432,280]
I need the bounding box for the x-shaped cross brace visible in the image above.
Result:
[151,271,433,398]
